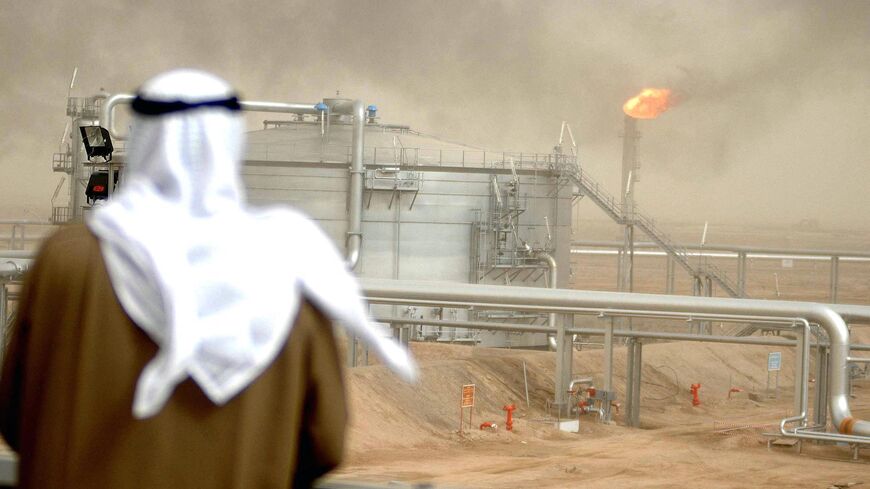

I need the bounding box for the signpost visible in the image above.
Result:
[459,384,475,434]
[767,352,781,397]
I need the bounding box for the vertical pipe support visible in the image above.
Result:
[347,332,358,368]
[703,276,713,333]
[624,339,636,425]
[813,345,830,428]
[793,321,810,428]
[554,314,574,417]
[536,252,558,350]
[602,317,615,422]
[737,252,747,296]
[71,118,83,219]
[630,341,642,427]
[603,318,614,393]
[665,255,675,294]
[829,256,839,304]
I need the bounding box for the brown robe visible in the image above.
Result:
[0,224,347,488]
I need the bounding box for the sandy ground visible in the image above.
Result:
[2,222,867,487]
[333,342,870,489]
[335,222,870,488]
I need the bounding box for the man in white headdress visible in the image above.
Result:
[0,69,416,489]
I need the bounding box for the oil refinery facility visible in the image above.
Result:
[1,88,869,486]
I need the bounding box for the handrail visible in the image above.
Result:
[567,164,743,299]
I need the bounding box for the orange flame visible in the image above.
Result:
[623,88,672,119]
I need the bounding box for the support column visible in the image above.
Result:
[703,276,713,334]
[813,346,829,428]
[630,341,642,427]
[625,339,642,427]
[691,277,703,334]
[830,256,839,303]
[602,317,615,422]
[665,255,675,294]
[737,252,747,296]
[692,275,702,296]
[625,338,637,427]
[793,324,810,428]
[554,314,573,415]
[619,114,637,304]
[71,118,84,219]
[616,247,623,290]
[618,229,634,296]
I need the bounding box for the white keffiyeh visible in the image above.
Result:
[87,69,416,419]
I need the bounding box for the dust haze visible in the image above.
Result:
[1,0,867,230]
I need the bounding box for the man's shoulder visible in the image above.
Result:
[36,223,99,267]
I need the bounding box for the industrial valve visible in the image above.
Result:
[502,404,516,431]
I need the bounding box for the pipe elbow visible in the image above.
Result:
[346,234,361,271]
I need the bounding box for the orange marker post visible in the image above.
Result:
[459,384,475,434]
[690,383,702,407]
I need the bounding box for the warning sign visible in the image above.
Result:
[768,352,782,372]
[461,384,475,408]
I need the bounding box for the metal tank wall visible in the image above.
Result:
[241,117,572,347]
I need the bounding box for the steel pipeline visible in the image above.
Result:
[102,94,366,269]
[360,278,870,437]
[535,251,558,350]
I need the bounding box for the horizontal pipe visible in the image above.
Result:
[367,293,870,329]
[0,220,53,225]
[7,252,869,326]
[360,278,869,436]
[0,251,36,259]
[374,316,870,351]
[0,262,25,279]
[572,239,870,259]
[240,100,319,115]
[782,425,870,445]
[377,317,553,334]
[102,94,136,140]
[831,304,870,325]
[0,235,45,243]
[103,93,321,141]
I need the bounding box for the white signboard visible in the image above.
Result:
[768,352,782,372]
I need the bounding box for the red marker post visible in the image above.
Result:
[459,384,475,434]
[690,383,702,407]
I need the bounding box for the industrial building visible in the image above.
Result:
[0,91,867,480]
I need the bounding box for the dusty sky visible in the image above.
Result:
[1,0,867,229]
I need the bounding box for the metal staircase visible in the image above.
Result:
[565,162,744,300]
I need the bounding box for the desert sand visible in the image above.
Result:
[333,341,869,488]
[332,223,869,488]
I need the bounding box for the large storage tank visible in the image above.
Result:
[241,99,574,347]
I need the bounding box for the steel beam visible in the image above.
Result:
[737,252,747,296]
[630,341,642,427]
[665,255,675,294]
[813,345,830,428]
[554,313,573,413]
[625,338,643,428]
